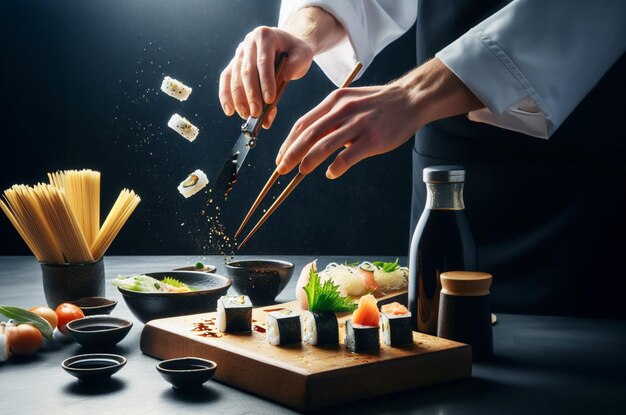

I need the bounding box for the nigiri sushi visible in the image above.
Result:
[216,295,252,333]
[345,294,380,353]
[177,169,208,198]
[161,76,192,101]
[381,302,413,347]
[267,309,301,346]
[167,113,199,142]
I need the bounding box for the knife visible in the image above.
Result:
[210,52,289,200]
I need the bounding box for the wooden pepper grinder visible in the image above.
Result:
[438,271,493,361]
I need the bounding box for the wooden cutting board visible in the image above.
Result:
[140,292,472,411]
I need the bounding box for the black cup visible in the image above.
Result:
[41,259,105,309]
[437,271,493,361]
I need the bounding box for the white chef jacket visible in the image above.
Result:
[279,0,626,139]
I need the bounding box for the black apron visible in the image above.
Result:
[410,0,626,317]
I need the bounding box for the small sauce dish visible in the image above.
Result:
[67,297,118,316]
[67,315,133,348]
[156,357,217,389]
[62,353,126,383]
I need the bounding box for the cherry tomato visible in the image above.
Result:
[29,306,58,330]
[7,324,43,355]
[55,303,85,335]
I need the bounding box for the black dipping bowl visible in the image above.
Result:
[117,271,232,323]
[225,259,294,305]
[67,297,118,316]
[62,353,126,383]
[156,357,217,389]
[67,316,133,348]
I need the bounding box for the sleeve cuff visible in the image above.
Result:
[436,29,552,138]
[278,1,370,86]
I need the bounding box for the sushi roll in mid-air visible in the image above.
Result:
[216,295,252,333]
[167,113,199,142]
[301,311,338,346]
[345,294,380,353]
[267,309,301,346]
[177,169,208,198]
[161,76,192,101]
[380,302,413,347]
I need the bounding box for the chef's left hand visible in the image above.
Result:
[275,58,485,179]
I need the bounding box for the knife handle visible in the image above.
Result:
[241,52,289,140]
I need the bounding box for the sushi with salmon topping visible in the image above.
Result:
[345,294,380,353]
[380,302,413,347]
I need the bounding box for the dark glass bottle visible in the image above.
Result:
[408,166,477,335]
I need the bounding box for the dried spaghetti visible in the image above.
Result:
[1,170,140,264]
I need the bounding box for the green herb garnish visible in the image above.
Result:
[161,277,188,289]
[373,258,400,273]
[195,262,204,269]
[0,305,53,340]
[303,269,357,313]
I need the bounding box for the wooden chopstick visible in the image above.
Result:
[236,62,363,249]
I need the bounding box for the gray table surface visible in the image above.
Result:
[0,255,625,415]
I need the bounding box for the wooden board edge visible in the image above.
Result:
[302,344,472,411]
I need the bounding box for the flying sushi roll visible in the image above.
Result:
[301,311,338,346]
[216,295,252,333]
[380,302,413,347]
[167,113,199,142]
[177,169,208,198]
[345,294,380,353]
[161,76,192,101]
[267,309,301,346]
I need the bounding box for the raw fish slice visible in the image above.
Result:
[295,260,317,310]
[352,294,380,327]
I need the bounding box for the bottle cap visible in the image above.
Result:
[423,166,465,183]
[440,271,492,296]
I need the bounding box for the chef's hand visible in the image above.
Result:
[275,58,485,178]
[219,7,345,129]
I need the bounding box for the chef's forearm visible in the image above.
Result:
[394,58,485,127]
[282,6,346,56]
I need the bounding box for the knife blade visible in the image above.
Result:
[210,52,289,200]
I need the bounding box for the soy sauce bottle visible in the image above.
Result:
[408,166,477,335]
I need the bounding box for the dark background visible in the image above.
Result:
[0,0,417,256]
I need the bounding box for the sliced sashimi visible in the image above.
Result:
[295,260,317,310]
[352,294,380,327]
[381,302,409,315]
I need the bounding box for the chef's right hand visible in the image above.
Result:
[219,26,314,129]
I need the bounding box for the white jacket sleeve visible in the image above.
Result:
[436,0,626,138]
[278,0,417,86]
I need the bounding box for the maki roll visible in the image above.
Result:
[301,311,338,346]
[177,169,208,198]
[345,294,380,353]
[267,309,301,346]
[161,76,192,101]
[167,113,199,142]
[380,302,413,347]
[216,295,252,333]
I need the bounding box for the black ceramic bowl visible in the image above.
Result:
[117,271,232,323]
[67,297,118,316]
[67,315,133,348]
[225,259,294,305]
[62,353,126,383]
[156,357,217,389]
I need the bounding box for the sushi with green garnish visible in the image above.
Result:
[216,295,252,333]
[267,309,301,346]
